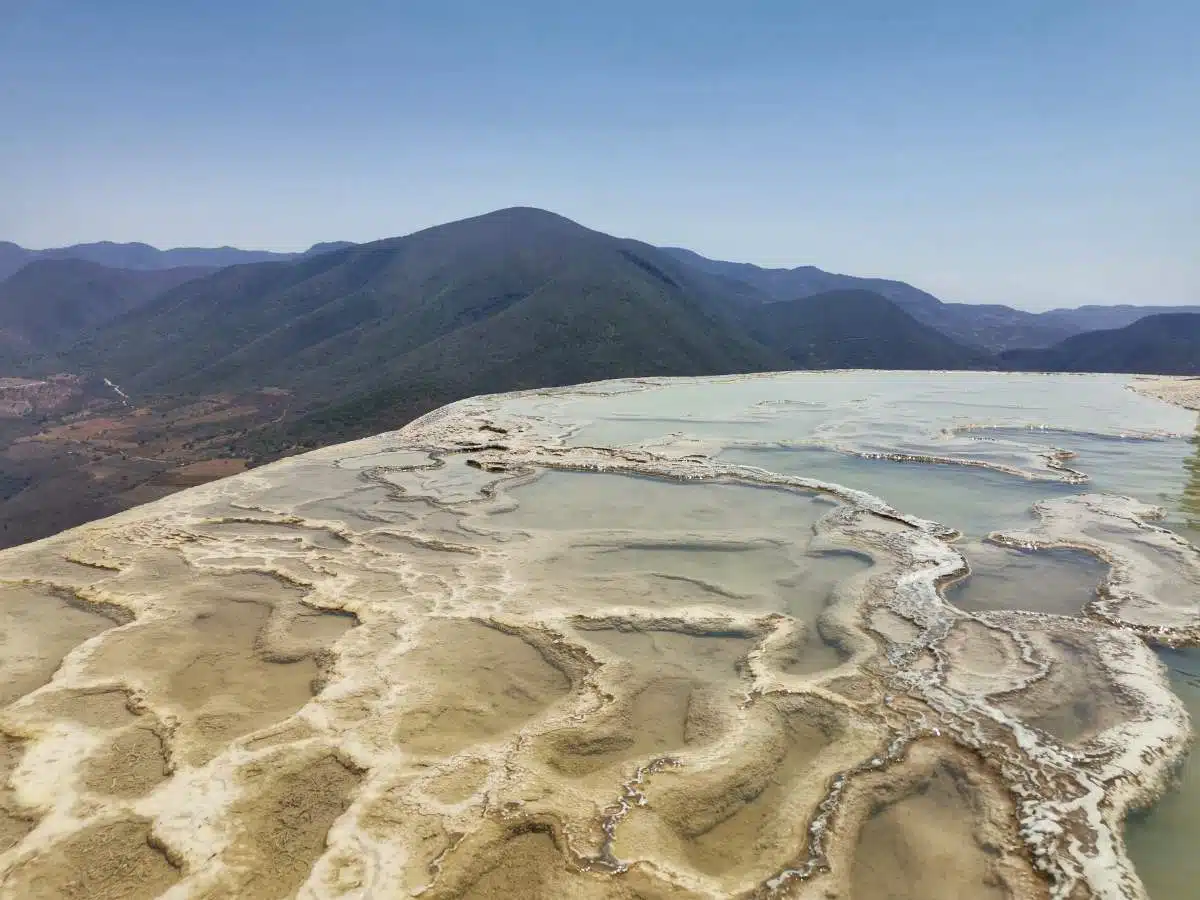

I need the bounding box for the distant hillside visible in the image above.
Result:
[0,244,32,285]
[55,209,783,440]
[659,247,1192,353]
[302,241,358,256]
[0,239,354,281]
[8,233,1190,354]
[746,289,990,370]
[1038,304,1200,334]
[49,208,992,453]
[4,206,1195,557]
[1001,314,1200,375]
[24,206,1195,457]
[661,245,947,314]
[0,259,213,356]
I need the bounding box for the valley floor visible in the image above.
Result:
[0,384,288,549]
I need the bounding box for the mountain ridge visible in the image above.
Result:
[0,238,353,281]
[745,289,991,371]
[0,259,215,357]
[43,207,985,452]
[0,205,1192,553]
[7,213,1193,352]
[1001,313,1200,375]
[657,246,1194,352]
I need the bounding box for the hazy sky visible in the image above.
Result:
[2,2,1195,310]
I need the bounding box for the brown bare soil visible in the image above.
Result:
[0,375,85,419]
[0,381,289,549]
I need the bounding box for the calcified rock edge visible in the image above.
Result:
[1131,375,1200,412]
[0,375,1194,900]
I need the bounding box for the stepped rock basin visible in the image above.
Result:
[0,370,1197,899]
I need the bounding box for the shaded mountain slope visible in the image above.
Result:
[747,290,992,370]
[287,265,795,445]
[659,247,1188,353]
[662,245,946,312]
[51,208,993,450]
[58,208,788,428]
[0,244,31,284]
[1038,304,1200,334]
[0,239,355,281]
[0,259,214,356]
[276,283,992,450]
[1001,314,1200,375]
[898,302,1077,352]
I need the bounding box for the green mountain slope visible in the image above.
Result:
[61,208,783,390]
[58,209,788,433]
[0,259,213,356]
[1037,304,1200,333]
[0,239,353,281]
[1001,313,1200,375]
[50,208,991,452]
[659,246,1145,352]
[747,290,993,370]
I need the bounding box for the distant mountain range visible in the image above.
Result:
[0,239,354,282]
[1036,304,1200,334]
[4,220,1194,359]
[1002,313,1200,375]
[50,209,789,437]
[7,208,977,452]
[1,206,1196,459]
[0,206,1194,550]
[745,289,990,371]
[0,259,215,356]
[661,247,1200,352]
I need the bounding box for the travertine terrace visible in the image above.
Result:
[1131,375,1200,412]
[0,372,1196,899]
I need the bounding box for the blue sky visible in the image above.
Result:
[1,1,1195,310]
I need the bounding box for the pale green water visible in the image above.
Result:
[1125,649,1200,900]
[945,542,1107,617]
[487,470,868,626]
[505,372,1200,897]
[719,445,1069,538]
